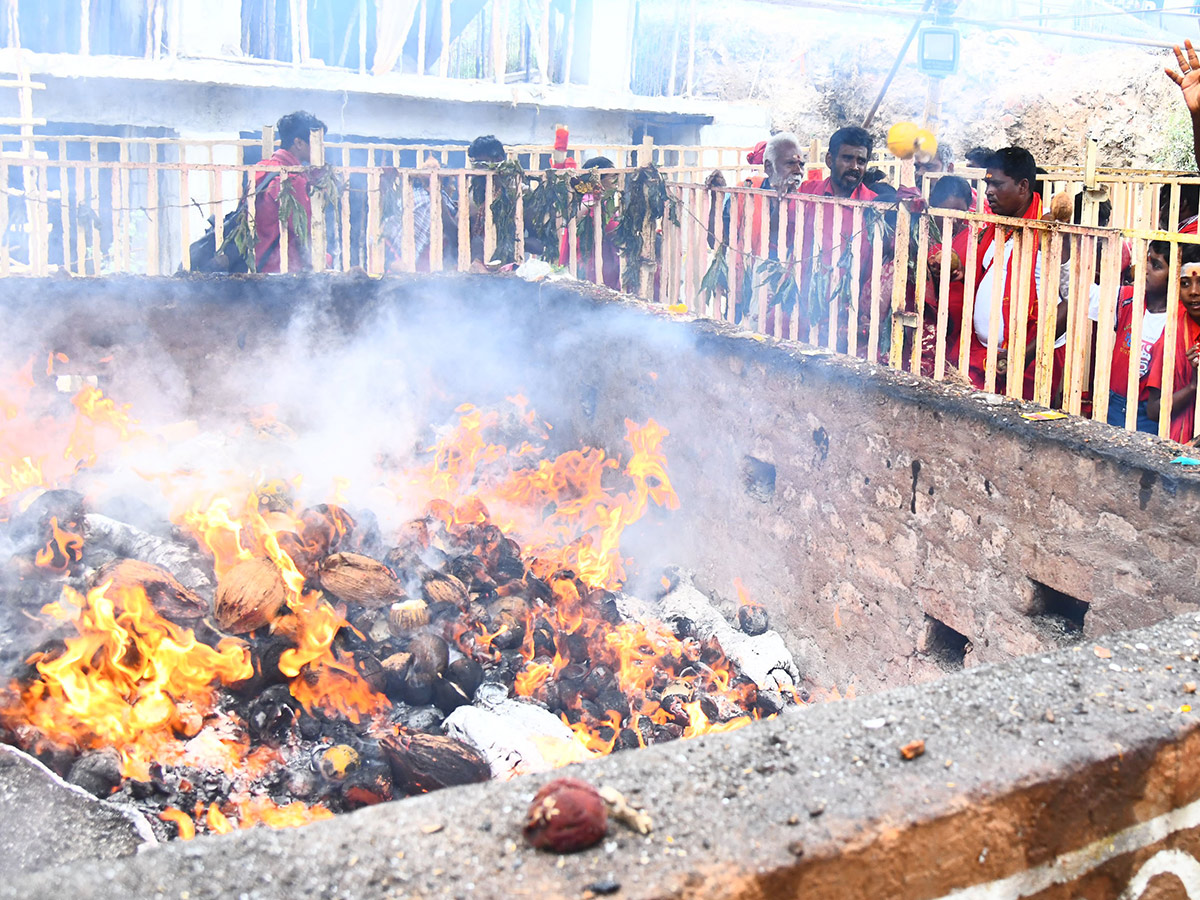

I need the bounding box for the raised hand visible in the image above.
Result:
[1167,40,1200,117]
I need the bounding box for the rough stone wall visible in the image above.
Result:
[560,315,1200,694]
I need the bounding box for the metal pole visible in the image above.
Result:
[862,0,933,129]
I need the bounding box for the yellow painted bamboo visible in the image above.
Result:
[179,166,190,273]
[910,214,930,376]
[889,203,912,369]
[848,206,863,357]
[1007,229,1037,401]
[429,172,443,272]
[366,168,382,276]
[1158,243,1182,439]
[483,172,496,265]
[1123,239,1149,431]
[1066,236,1097,415]
[401,172,417,272]
[146,144,159,276]
[933,216,953,380]
[983,226,1007,394]
[868,216,884,362]
[1032,230,1062,407]
[457,173,470,272]
[310,128,326,273]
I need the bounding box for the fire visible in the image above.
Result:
[406,408,679,590]
[33,516,84,572]
[0,362,802,838]
[0,582,253,780]
[0,358,148,512]
[181,493,389,724]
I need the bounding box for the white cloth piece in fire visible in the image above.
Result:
[443,698,590,781]
[657,583,800,692]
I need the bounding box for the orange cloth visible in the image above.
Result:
[1145,305,1200,442]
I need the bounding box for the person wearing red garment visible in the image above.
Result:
[796,126,877,347]
[966,147,1066,399]
[1146,245,1200,443]
[254,110,326,274]
[920,175,974,376]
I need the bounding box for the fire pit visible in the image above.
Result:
[2,273,1199,900]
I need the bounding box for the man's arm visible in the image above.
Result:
[1166,40,1200,171]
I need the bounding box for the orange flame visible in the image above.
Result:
[0,582,253,780]
[33,516,84,572]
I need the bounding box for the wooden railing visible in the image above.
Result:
[5,136,1200,444]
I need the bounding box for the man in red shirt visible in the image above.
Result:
[254,110,327,273]
[796,126,877,347]
[966,147,1064,399]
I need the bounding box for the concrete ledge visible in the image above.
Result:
[4,612,1200,899]
[0,744,154,877]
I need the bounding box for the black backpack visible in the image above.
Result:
[186,171,279,273]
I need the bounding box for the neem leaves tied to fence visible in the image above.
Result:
[612,163,679,292]
[489,158,527,264]
[698,242,729,306]
[278,175,310,251]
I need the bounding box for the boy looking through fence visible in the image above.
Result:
[1106,241,1172,433]
[1146,243,1200,443]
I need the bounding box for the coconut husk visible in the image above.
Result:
[388,598,430,634]
[92,558,209,623]
[380,731,491,795]
[318,552,405,607]
[421,571,469,608]
[215,557,287,634]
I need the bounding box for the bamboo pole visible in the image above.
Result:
[311,128,326,273]
[58,139,72,275]
[1123,238,1148,431]
[910,214,930,375]
[1007,229,1036,400]
[1066,236,1097,415]
[828,205,846,351]
[1090,235,1123,422]
[146,144,159,275]
[983,229,1007,393]
[933,217,952,380]
[457,173,469,271]
[366,167,382,275]
[178,165,190,273]
[1033,229,1062,407]
[428,171,443,271]
[483,171,496,264]
[867,213,883,362]
[889,203,911,367]
[1159,241,1182,439]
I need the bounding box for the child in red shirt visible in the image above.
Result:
[1146,243,1200,442]
[1106,241,1171,433]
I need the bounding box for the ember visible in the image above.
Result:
[0,364,801,840]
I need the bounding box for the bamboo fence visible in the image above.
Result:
[4,130,1200,443]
